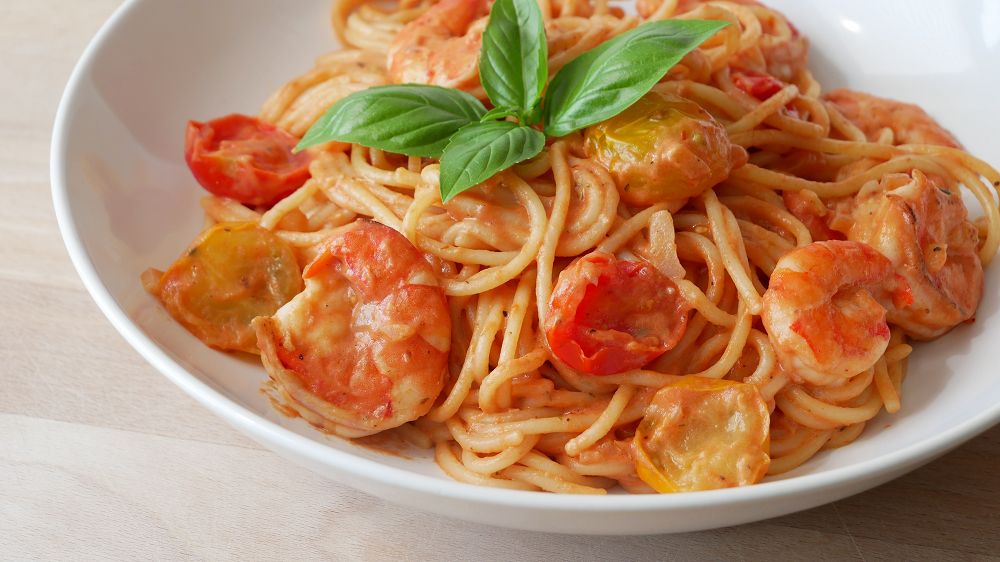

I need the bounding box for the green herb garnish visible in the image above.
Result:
[296,85,486,158]
[297,0,728,202]
[440,120,546,201]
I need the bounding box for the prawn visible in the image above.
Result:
[254,221,451,437]
[824,89,961,148]
[386,0,489,90]
[761,240,907,387]
[849,171,982,339]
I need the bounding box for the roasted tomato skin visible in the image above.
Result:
[184,114,312,207]
[544,252,691,376]
[731,68,785,101]
[634,377,770,492]
[584,90,746,206]
[782,189,846,242]
[148,222,303,354]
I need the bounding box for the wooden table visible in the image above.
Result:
[3,0,998,559]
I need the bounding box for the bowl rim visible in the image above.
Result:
[50,0,1000,513]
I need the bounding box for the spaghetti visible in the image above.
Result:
[145,0,1000,494]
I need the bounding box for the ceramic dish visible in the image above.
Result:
[51,0,1000,534]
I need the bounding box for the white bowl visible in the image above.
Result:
[51,0,1000,534]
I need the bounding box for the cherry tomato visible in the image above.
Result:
[782,190,846,242]
[731,68,785,101]
[584,91,746,206]
[149,222,303,354]
[544,253,690,376]
[634,377,770,492]
[185,114,312,207]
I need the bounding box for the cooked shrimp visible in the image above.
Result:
[386,0,489,89]
[761,240,905,386]
[849,171,982,339]
[254,221,451,437]
[824,89,961,148]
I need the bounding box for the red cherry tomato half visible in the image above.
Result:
[184,114,312,207]
[544,253,691,376]
[731,68,785,101]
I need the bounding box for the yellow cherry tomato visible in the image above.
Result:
[634,376,770,492]
[584,90,746,206]
[148,222,303,354]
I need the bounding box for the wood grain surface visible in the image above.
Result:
[2,0,998,559]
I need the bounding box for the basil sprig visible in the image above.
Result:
[298,0,728,201]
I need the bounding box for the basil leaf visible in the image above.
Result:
[296,84,487,157]
[542,19,729,137]
[480,107,518,123]
[479,0,547,116]
[439,121,545,202]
